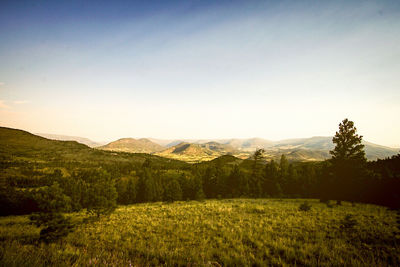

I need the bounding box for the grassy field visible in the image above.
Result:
[0,199,399,266]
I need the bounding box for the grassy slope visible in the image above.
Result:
[0,126,188,171]
[1,199,399,266]
[155,142,220,163]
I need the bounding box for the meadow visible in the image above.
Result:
[1,199,399,266]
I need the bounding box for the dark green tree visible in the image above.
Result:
[85,170,117,217]
[263,160,282,197]
[228,165,242,197]
[190,173,205,200]
[286,164,298,196]
[30,182,74,243]
[330,118,366,162]
[203,166,217,198]
[250,149,265,197]
[329,118,367,204]
[137,169,158,202]
[164,178,183,202]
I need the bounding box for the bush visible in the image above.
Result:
[30,182,74,243]
[340,214,357,230]
[31,213,74,243]
[299,201,312,211]
[326,200,334,208]
[164,179,182,202]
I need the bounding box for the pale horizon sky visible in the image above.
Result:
[1,0,400,147]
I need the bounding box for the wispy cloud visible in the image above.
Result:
[0,82,4,86]
[0,100,10,109]
[13,100,29,104]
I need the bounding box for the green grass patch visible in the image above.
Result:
[0,199,399,266]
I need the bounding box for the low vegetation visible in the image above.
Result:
[1,199,399,266]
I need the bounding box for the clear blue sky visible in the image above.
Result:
[1,0,399,146]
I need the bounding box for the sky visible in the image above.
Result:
[0,0,400,147]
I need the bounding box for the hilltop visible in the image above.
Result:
[155,142,217,163]
[153,141,240,163]
[99,138,165,153]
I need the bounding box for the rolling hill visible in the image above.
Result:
[154,142,217,162]
[151,136,398,161]
[0,127,188,171]
[154,141,241,163]
[99,138,165,153]
[4,127,397,163]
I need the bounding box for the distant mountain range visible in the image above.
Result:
[36,133,106,148]
[36,132,399,162]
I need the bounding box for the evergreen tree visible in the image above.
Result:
[203,166,217,198]
[85,170,117,217]
[250,149,265,197]
[191,173,205,200]
[286,164,298,196]
[228,165,242,197]
[330,118,366,162]
[116,177,129,205]
[279,154,289,194]
[126,177,137,204]
[329,118,367,204]
[280,155,289,175]
[264,160,281,197]
[164,178,183,202]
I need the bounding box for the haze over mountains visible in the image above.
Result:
[96,135,397,162]
[34,130,399,162]
[36,133,106,148]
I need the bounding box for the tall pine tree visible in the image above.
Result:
[329,118,367,204]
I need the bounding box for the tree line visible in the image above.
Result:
[1,118,399,218]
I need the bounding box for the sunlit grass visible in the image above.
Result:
[1,199,399,266]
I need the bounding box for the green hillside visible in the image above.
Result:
[0,126,188,174]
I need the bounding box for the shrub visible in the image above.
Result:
[30,182,74,243]
[31,213,74,243]
[326,200,334,208]
[299,202,312,211]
